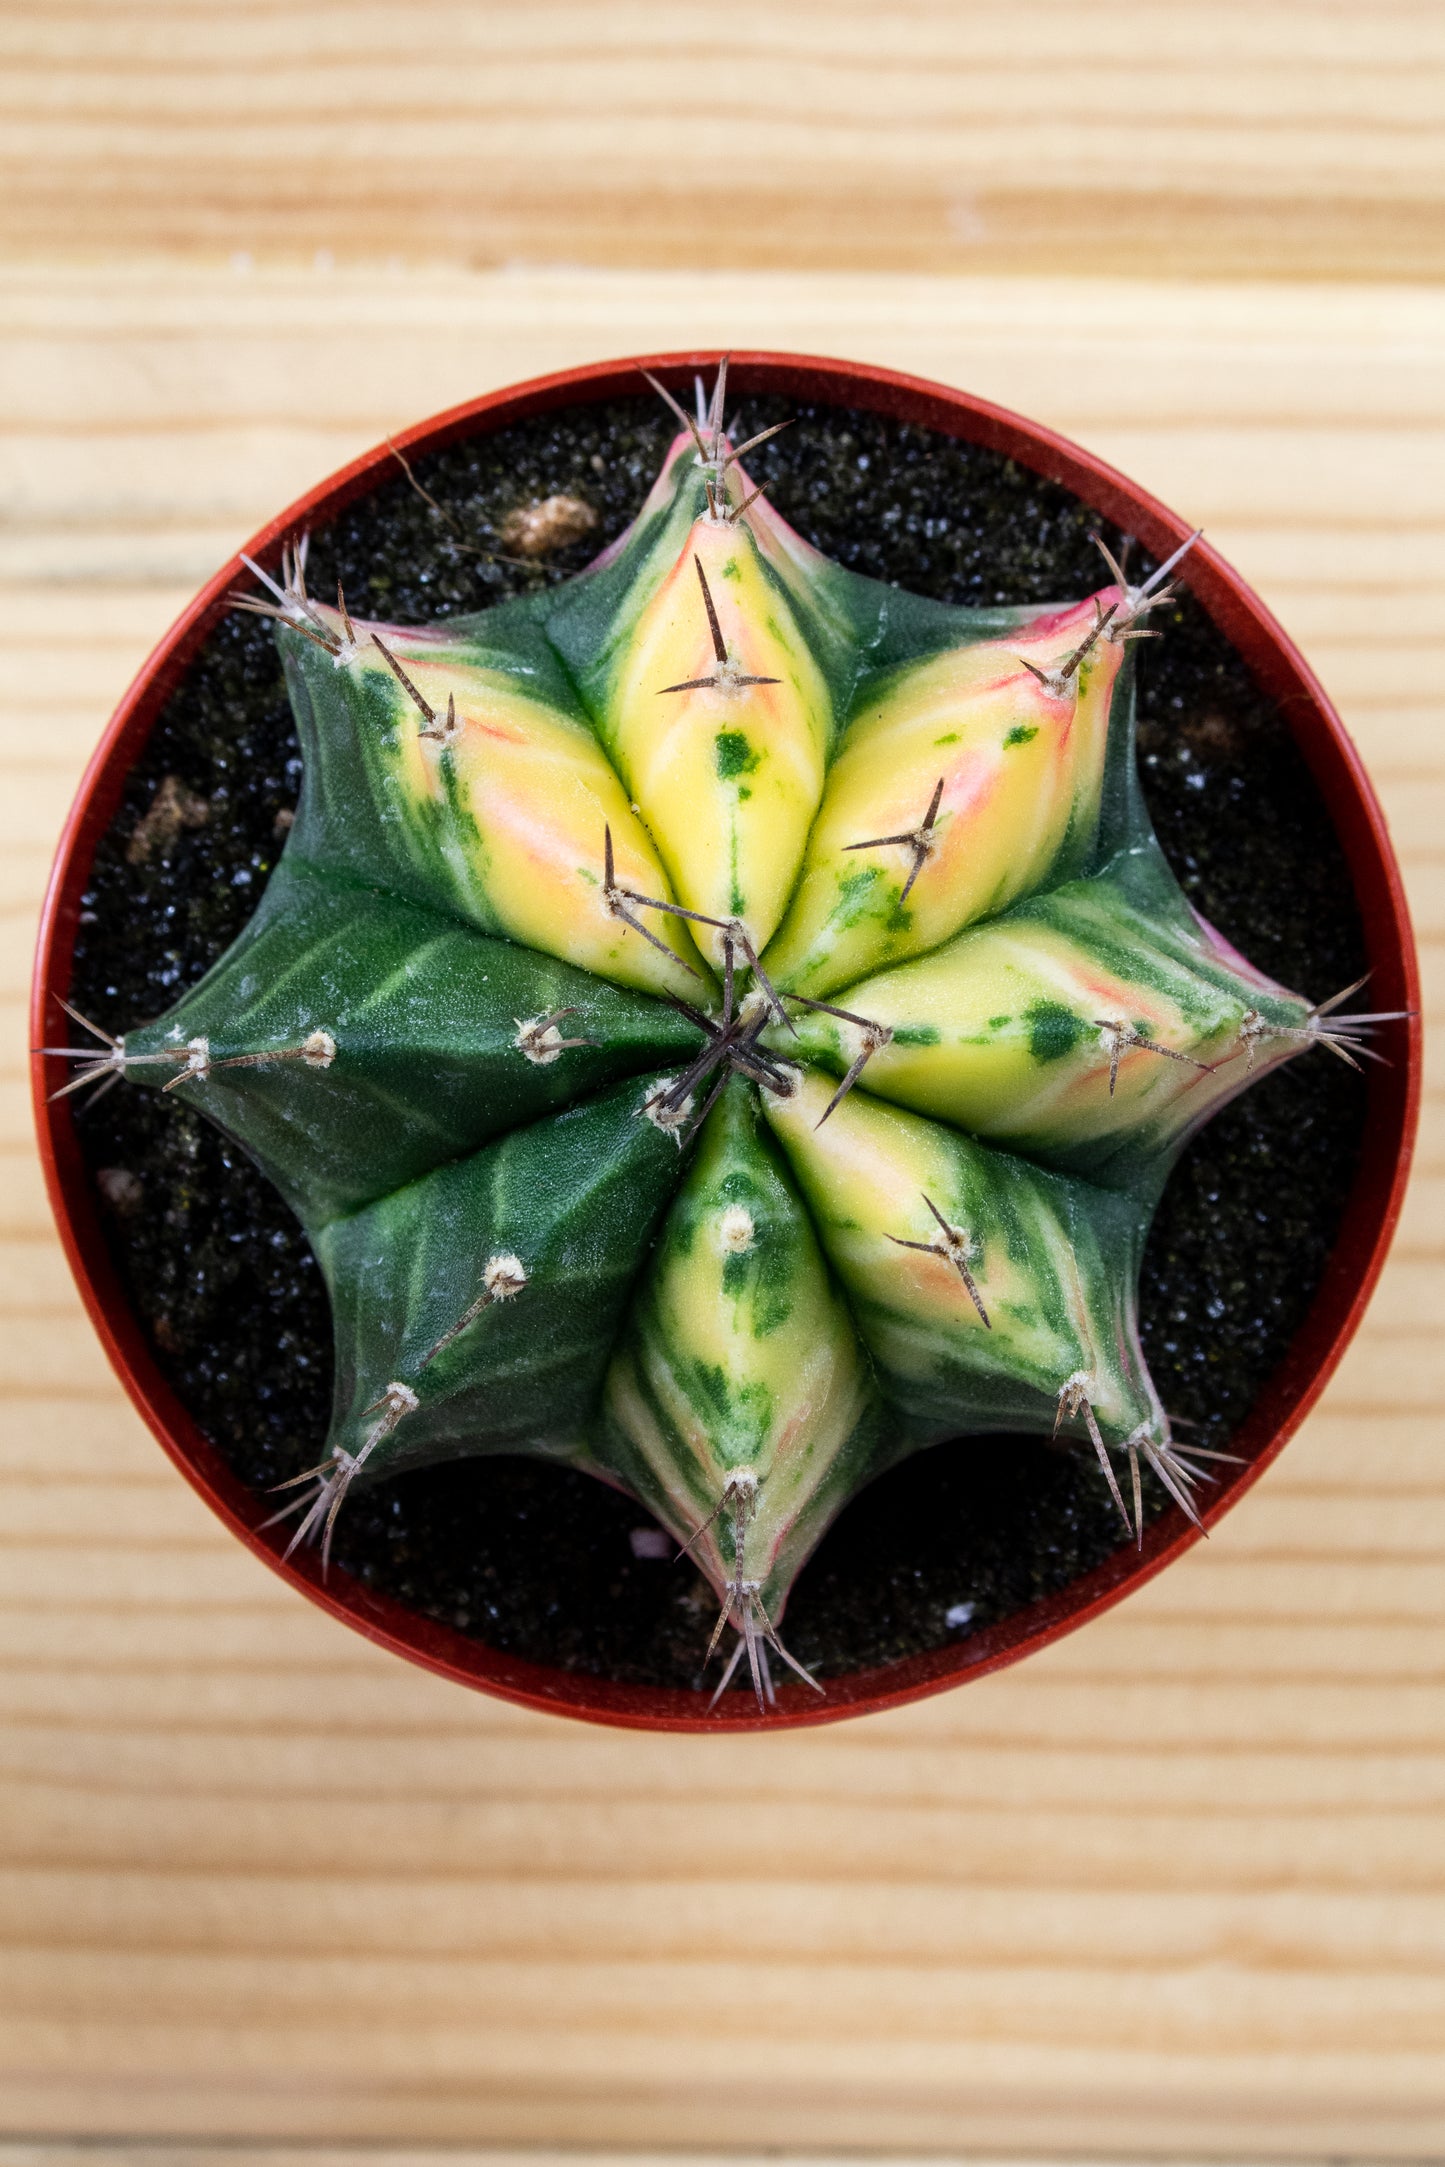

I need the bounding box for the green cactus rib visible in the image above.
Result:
[56,375,1375,1708]
[120,857,704,1222]
[317,1074,689,1473]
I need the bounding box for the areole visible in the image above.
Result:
[32,352,1421,1732]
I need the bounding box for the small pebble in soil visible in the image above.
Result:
[499,493,600,558]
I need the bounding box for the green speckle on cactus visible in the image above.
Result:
[1028,1001,1083,1064]
[49,367,1387,1712]
[715,730,759,780]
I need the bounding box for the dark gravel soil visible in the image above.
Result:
[63,392,1367,1691]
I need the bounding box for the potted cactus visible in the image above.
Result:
[33,354,1418,1727]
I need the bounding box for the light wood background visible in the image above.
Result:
[4,0,1445,282]
[3,4,1445,2157]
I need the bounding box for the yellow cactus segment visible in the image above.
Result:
[354,632,705,1000]
[595,518,832,966]
[602,1089,872,1605]
[761,594,1124,998]
[785,909,1247,1155]
[762,1069,1016,1351]
[761,1069,1143,1440]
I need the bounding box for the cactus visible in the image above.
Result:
[45,365,1398,1710]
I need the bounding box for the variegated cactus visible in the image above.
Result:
[48,367,1387,1709]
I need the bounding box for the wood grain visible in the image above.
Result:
[2,259,1445,2151]
[3,0,1445,282]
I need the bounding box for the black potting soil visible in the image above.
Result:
[64,391,1368,1692]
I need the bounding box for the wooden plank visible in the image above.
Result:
[5,2153,1369,2167]
[8,2153,1364,2167]
[0,257,1443,2153]
[2,1,1445,281]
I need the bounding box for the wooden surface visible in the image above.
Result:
[4,4,1445,2152]
[4,0,1445,284]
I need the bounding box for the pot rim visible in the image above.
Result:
[31,349,1422,1733]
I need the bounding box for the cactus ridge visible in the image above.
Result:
[45,367,1402,1708]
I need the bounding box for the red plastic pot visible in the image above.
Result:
[32,352,1421,1732]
